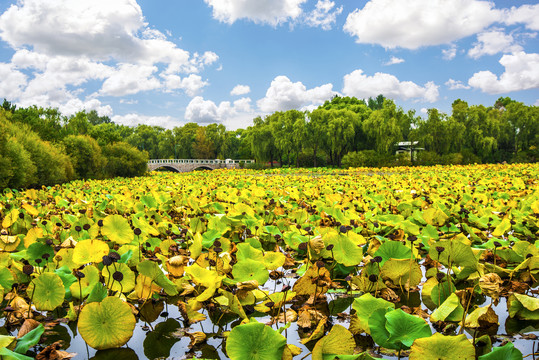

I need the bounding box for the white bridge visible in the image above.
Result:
[148,159,255,172]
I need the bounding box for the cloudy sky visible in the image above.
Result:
[0,0,537,130]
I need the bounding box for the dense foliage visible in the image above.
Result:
[0,108,148,189]
[0,164,538,359]
[2,94,537,185]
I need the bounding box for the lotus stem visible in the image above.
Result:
[28,282,36,319]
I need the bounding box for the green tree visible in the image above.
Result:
[63,135,105,179]
[102,142,148,178]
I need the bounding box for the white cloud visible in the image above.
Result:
[303,0,343,30]
[161,74,209,96]
[231,84,251,96]
[100,63,161,97]
[204,0,307,26]
[342,69,439,102]
[0,63,27,100]
[445,79,471,90]
[442,45,457,60]
[111,113,180,128]
[503,4,539,31]
[468,51,539,93]
[535,99,539,106]
[0,0,219,117]
[383,56,404,66]
[344,0,501,49]
[468,28,522,59]
[185,96,253,125]
[257,75,335,112]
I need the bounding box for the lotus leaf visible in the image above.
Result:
[312,324,355,360]
[102,262,135,293]
[464,304,498,328]
[226,321,286,360]
[478,342,523,360]
[351,293,395,334]
[430,293,464,322]
[0,347,33,360]
[72,239,109,265]
[27,272,65,311]
[14,323,44,354]
[429,239,477,268]
[508,293,539,320]
[373,240,412,265]
[78,296,136,350]
[381,258,422,289]
[102,214,134,245]
[69,265,100,299]
[232,259,269,285]
[325,232,364,267]
[409,333,475,360]
[370,308,431,350]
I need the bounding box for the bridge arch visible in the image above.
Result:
[147,159,255,173]
[152,165,181,173]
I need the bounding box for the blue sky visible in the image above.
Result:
[0,0,537,130]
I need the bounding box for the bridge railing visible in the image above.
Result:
[148,159,255,165]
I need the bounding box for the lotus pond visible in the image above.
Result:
[0,163,539,359]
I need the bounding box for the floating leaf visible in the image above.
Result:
[410,333,475,360]
[478,342,523,360]
[78,296,136,350]
[232,259,269,285]
[351,293,395,334]
[102,215,134,245]
[72,239,109,265]
[312,325,355,360]
[27,273,65,311]
[226,321,286,360]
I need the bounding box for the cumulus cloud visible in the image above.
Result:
[203,0,307,26]
[342,69,439,102]
[503,4,539,31]
[0,63,27,100]
[112,113,180,128]
[383,56,404,66]
[303,0,343,30]
[468,51,539,93]
[257,75,335,112]
[161,74,209,96]
[344,0,502,49]
[468,28,523,59]
[442,45,457,60]
[0,0,218,117]
[230,84,251,96]
[185,96,253,125]
[445,79,471,90]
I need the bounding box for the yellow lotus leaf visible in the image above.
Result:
[134,274,161,299]
[0,235,20,252]
[312,325,355,360]
[22,203,39,216]
[24,227,43,248]
[2,209,19,228]
[72,239,110,265]
[102,215,134,245]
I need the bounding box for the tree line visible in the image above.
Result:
[1,94,537,188]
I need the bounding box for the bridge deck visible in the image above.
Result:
[147,159,255,173]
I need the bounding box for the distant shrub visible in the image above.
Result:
[63,135,106,179]
[342,150,384,168]
[103,142,149,178]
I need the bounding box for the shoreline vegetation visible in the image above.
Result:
[1,94,537,190]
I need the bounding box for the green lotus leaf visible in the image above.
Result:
[430,280,456,307]
[87,282,108,303]
[232,259,269,285]
[385,308,431,349]
[262,251,286,270]
[72,239,110,265]
[492,218,512,238]
[478,342,523,360]
[429,239,477,268]
[136,260,178,296]
[351,293,395,334]
[323,354,376,360]
[78,296,136,350]
[312,324,355,360]
[0,347,33,360]
[69,265,100,299]
[102,262,135,293]
[508,293,539,320]
[325,233,364,267]
[409,333,475,360]
[381,258,422,289]
[368,308,396,349]
[14,323,44,354]
[27,272,65,311]
[236,243,263,262]
[226,321,286,360]
[26,242,54,267]
[0,267,14,291]
[373,241,412,266]
[102,215,134,245]
[430,293,464,322]
[423,207,449,226]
